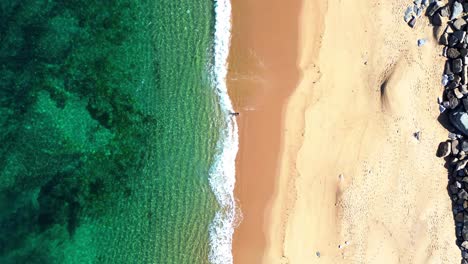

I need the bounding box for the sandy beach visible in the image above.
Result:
[231,0,461,263]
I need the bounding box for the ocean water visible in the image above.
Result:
[0,0,237,263]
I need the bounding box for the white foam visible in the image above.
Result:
[208,0,239,264]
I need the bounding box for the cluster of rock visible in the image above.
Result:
[404,0,431,27]
[429,1,468,263]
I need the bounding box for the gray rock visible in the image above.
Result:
[440,32,449,45]
[455,88,464,99]
[454,18,468,30]
[448,48,461,58]
[461,49,468,57]
[415,7,423,17]
[454,58,463,73]
[450,132,459,139]
[457,212,465,222]
[440,104,447,113]
[463,67,468,85]
[457,159,468,171]
[450,97,460,109]
[408,17,417,28]
[462,241,468,250]
[464,199,468,209]
[417,39,426,47]
[451,184,460,194]
[460,189,468,200]
[454,31,467,44]
[404,7,414,22]
[414,0,422,6]
[449,110,468,136]
[454,139,461,155]
[449,34,460,46]
[463,98,468,113]
[451,1,464,20]
[462,140,468,152]
[464,3,468,12]
[445,61,453,75]
[454,75,462,85]
[437,141,452,157]
[448,81,458,90]
[439,4,450,17]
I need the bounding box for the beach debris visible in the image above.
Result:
[417,39,427,46]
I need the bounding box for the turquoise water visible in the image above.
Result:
[0,0,236,263]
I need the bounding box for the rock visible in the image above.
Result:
[439,104,447,113]
[439,4,450,17]
[408,17,417,28]
[457,159,468,171]
[461,49,468,57]
[459,189,468,200]
[454,58,463,73]
[450,97,460,109]
[445,61,453,75]
[464,3,468,12]
[404,6,414,22]
[440,32,449,45]
[455,88,464,99]
[457,213,465,222]
[448,81,458,90]
[448,48,461,58]
[442,74,450,86]
[451,1,464,20]
[462,249,468,259]
[443,101,451,108]
[413,131,421,140]
[454,18,468,30]
[454,31,467,44]
[464,200,468,209]
[437,141,452,157]
[450,110,468,136]
[449,34,460,47]
[463,98,468,112]
[415,7,423,17]
[462,241,468,250]
[454,139,461,155]
[414,0,422,5]
[450,132,459,139]
[432,12,443,25]
[455,75,462,85]
[417,39,427,47]
[462,140,468,152]
[452,184,461,194]
[463,66,468,85]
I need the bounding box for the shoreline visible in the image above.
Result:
[227,0,301,263]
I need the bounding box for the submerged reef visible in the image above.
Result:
[0,0,157,262]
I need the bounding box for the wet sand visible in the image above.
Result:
[227,0,301,263]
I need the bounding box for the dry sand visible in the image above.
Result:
[264,0,460,263]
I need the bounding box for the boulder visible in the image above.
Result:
[462,140,468,152]
[445,61,453,75]
[455,88,464,99]
[453,58,463,73]
[460,189,468,200]
[437,141,452,157]
[454,139,461,155]
[457,213,465,223]
[457,159,468,171]
[464,3,468,12]
[448,48,461,58]
[454,31,467,44]
[448,81,458,90]
[440,104,447,113]
[440,32,449,45]
[404,7,414,22]
[450,97,460,109]
[439,4,450,17]
[454,18,468,30]
[451,1,464,20]
[461,48,468,57]
[408,17,417,28]
[432,13,443,26]
[463,241,468,250]
[449,34,460,46]
[449,110,468,136]
[463,66,468,85]
[464,199,468,210]
[452,184,461,194]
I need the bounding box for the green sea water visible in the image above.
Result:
[0,0,226,263]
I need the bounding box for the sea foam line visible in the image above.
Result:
[208,0,239,264]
